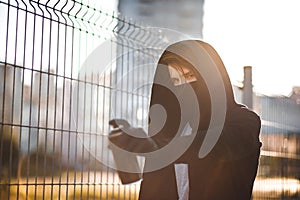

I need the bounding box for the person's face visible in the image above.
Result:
[168,64,197,86]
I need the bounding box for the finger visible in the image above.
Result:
[109,119,130,129]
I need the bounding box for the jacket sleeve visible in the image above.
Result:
[208,106,262,161]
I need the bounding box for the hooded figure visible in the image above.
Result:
[109,40,261,200]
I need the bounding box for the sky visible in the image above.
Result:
[203,0,300,96]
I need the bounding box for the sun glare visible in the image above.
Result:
[203,0,300,96]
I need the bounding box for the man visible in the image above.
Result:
[109,40,261,199]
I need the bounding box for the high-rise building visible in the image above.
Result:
[118,0,205,38]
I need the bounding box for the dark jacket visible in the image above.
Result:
[139,40,261,200]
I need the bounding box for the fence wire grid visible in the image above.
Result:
[1,0,300,200]
[0,0,168,199]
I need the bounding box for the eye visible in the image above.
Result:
[171,77,180,85]
[184,72,194,78]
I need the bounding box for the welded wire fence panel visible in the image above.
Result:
[2,0,300,199]
[0,0,167,199]
[252,95,300,200]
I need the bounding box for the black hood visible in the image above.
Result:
[149,40,261,159]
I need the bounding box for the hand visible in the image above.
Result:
[108,119,158,153]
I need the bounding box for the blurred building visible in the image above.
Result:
[0,64,105,175]
[234,67,300,181]
[118,0,205,38]
[290,86,300,104]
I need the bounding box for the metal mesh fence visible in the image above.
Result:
[0,0,166,199]
[1,0,300,200]
[251,95,300,200]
